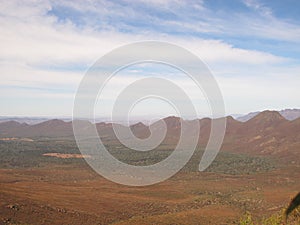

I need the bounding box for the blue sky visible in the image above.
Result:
[0,0,299,118]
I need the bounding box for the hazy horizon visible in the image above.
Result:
[1,107,300,125]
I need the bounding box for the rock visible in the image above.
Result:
[6,204,20,211]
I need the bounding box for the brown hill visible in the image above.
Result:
[0,119,73,138]
[0,121,29,137]
[130,122,150,139]
[241,111,287,134]
[221,111,299,160]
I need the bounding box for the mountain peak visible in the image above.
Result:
[226,115,238,122]
[130,122,146,128]
[163,116,181,128]
[237,108,300,122]
[39,119,66,125]
[248,110,286,125]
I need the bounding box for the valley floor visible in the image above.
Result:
[0,164,299,225]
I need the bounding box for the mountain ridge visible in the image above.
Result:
[0,110,299,162]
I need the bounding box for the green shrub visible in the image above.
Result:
[261,213,282,225]
[239,208,300,225]
[239,212,254,225]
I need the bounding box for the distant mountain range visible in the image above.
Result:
[0,116,157,125]
[236,108,300,122]
[0,110,299,163]
[0,117,71,125]
[1,109,299,125]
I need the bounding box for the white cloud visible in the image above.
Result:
[243,0,272,17]
[0,61,83,88]
[0,0,299,116]
[0,0,288,67]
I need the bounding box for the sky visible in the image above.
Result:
[0,0,300,119]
